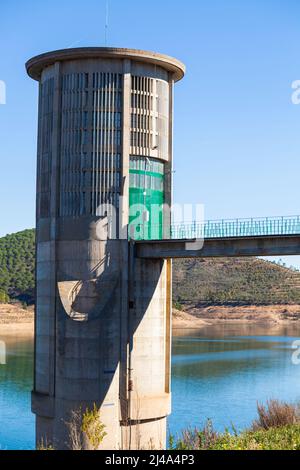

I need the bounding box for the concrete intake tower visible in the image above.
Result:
[26,47,185,450]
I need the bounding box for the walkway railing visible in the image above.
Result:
[170,215,300,239]
[133,215,300,240]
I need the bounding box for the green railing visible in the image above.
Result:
[133,216,300,240]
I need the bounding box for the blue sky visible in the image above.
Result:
[0,0,300,265]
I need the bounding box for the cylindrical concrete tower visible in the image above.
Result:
[26,48,185,450]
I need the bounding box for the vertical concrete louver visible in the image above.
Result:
[26,48,185,450]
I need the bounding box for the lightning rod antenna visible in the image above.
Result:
[105,0,109,46]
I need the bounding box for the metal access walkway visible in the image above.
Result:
[168,215,300,240]
[135,215,300,259]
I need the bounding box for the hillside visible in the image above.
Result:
[173,257,300,307]
[0,229,300,307]
[0,229,35,303]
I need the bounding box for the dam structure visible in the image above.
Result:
[27,46,300,451]
[26,47,185,450]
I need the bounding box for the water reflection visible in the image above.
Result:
[169,323,300,436]
[1,323,300,448]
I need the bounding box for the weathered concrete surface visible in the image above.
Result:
[28,47,183,450]
[33,235,172,450]
[135,235,300,259]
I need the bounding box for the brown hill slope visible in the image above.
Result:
[173,257,300,306]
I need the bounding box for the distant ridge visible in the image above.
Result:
[0,229,300,306]
[173,257,300,306]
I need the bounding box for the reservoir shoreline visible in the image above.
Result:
[0,304,34,336]
[1,303,300,334]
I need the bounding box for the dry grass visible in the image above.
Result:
[252,400,300,431]
[170,420,219,450]
[0,303,34,324]
[66,408,84,450]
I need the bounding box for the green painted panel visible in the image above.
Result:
[129,187,164,240]
[129,156,165,240]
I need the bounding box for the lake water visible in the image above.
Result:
[0,336,34,450]
[1,323,300,449]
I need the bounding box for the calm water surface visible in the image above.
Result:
[169,323,300,437]
[1,323,300,449]
[0,336,34,450]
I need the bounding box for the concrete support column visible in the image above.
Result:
[26,47,185,451]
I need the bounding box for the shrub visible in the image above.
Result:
[252,400,299,431]
[171,400,300,450]
[0,290,9,303]
[170,420,219,450]
[173,301,183,311]
[211,424,300,450]
[81,404,107,450]
[172,424,300,451]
